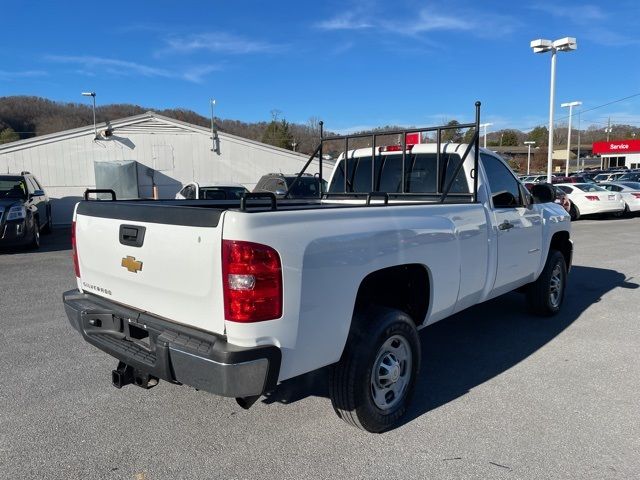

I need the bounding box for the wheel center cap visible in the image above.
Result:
[390,364,400,382]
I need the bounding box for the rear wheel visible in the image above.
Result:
[569,203,580,221]
[330,307,420,432]
[526,250,567,316]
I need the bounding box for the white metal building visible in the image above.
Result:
[0,112,324,224]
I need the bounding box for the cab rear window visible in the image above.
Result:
[328,153,469,194]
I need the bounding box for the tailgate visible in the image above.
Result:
[74,201,226,334]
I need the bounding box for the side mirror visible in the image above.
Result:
[492,191,518,208]
[30,189,45,198]
[531,183,555,204]
[274,189,287,196]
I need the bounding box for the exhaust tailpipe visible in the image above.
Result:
[236,395,260,410]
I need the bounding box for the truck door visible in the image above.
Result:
[481,154,543,293]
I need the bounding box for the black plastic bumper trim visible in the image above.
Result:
[62,290,281,397]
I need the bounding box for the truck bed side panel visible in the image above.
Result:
[222,203,488,381]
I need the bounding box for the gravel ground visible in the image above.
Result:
[1,217,639,479]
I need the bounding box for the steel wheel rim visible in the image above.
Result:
[370,334,412,411]
[549,263,563,307]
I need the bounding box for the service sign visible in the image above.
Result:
[592,139,640,154]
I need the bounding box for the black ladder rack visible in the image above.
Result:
[285,101,482,205]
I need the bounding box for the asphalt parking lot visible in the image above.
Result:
[1,218,639,479]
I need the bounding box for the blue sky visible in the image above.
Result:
[2,1,639,133]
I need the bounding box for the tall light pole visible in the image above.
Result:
[531,37,577,182]
[561,100,581,176]
[524,141,535,174]
[81,92,97,139]
[480,122,493,148]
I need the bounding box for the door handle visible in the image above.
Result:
[498,220,514,231]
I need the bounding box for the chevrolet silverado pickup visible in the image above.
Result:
[63,104,572,432]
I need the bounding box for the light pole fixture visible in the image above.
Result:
[561,101,581,176]
[210,99,220,153]
[81,91,97,139]
[531,37,577,182]
[524,141,535,175]
[480,122,493,148]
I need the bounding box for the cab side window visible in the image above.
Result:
[480,153,522,208]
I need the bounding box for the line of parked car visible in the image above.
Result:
[0,172,52,249]
[175,173,326,200]
[519,168,640,220]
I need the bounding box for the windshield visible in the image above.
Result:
[0,177,27,199]
[619,182,640,190]
[575,184,607,192]
[286,177,321,197]
[200,186,247,200]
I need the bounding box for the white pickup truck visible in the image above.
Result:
[63,106,572,432]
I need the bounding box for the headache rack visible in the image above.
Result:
[285,101,482,204]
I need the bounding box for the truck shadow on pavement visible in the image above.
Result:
[262,265,638,430]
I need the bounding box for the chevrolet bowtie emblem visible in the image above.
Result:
[121,256,143,273]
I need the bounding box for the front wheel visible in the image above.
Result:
[42,206,52,234]
[330,307,421,433]
[28,218,40,250]
[526,250,567,316]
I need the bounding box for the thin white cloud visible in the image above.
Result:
[0,70,48,80]
[45,55,219,83]
[315,12,373,31]
[316,4,518,38]
[530,3,607,23]
[182,65,222,83]
[47,55,172,78]
[161,32,284,55]
[403,10,475,34]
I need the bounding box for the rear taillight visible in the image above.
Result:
[585,195,600,201]
[632,193,640,199]
[222,240,282,322]
[71,221,80,277]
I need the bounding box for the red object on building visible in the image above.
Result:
[592,139,640,154]
[405,132,422,145]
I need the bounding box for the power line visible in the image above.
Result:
[515,91,640,132]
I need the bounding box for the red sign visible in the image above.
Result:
[405,132,422,145]
[592,139,640,154]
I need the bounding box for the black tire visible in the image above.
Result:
[623,204,631,217]
[42,206,52,234]
[28,218,40,250]
[526,250,567,316]
[569,203,580,221]
[330,306,421,433]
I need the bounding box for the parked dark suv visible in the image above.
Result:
[253,173,326,198]
[0,172,52,249]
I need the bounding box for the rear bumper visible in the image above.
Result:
[62,290,281,397]
[580,201,624,215]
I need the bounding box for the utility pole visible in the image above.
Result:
[210,99,216,151]
[606,117,612,141]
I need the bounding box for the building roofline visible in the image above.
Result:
[0,111,309,160]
